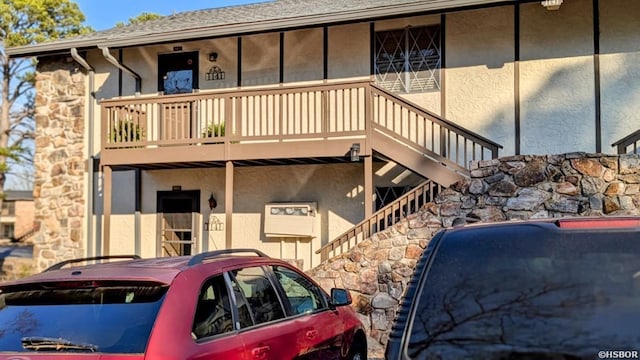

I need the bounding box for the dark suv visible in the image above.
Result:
[386,217,640,360]
[0,249,366,359]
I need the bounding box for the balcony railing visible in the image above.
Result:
[613,129,640,155]
[101,80,501,168]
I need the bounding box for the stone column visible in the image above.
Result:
[32,56,87,270]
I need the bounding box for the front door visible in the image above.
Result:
[157,190,200,257]
[158,51,199,141]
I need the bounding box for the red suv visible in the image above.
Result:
[0,249,367,359]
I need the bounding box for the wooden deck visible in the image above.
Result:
[100,80,501,183]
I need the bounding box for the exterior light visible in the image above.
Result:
[350,143,361,162]
[208,193,217,210]
[541,0,563,10]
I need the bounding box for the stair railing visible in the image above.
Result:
[317,180,443,261]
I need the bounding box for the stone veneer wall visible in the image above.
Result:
[308,153,640,357]
[32,57,87,270]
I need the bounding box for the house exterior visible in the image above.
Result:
[0,191,35,244]
[7,0,640,270]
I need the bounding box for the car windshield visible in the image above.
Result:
[407,224,640,360]
[0,281,167,353]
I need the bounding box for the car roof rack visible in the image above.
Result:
[187,248,269,266]
[44,255,142,272]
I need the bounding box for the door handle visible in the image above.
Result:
[305,329,318,339]
[251,345,271,359]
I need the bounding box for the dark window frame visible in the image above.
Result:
[374,25,441,93]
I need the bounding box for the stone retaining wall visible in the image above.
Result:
[308,153,640,357]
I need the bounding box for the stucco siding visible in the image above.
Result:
[284,28,323,83]
[328,23,370,80]
[242,33,280,87]
[446,6,515,155]
[519,0,595,155]
[600,0,640,153]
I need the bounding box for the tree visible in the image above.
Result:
[0,0,91,197]
[115,12,163,27]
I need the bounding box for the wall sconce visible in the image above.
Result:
[541,0,563,10]
[350,143,361,162]
[208,193,217,210]
[208,52,218,62]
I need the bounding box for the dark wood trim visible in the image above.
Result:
[369,22,375,77]
[440,14,446,118]
[364,156,373,220]
[225,161,234,249]
[279,32,285,84]
[237,37,242,87]
[593,0,601,152]
[103,165,112,255]
[135,168,141,256]
[323,26,328,80]
[514,3,521,155]
[118,50,123,97]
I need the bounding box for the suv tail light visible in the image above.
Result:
[557,217,640,229]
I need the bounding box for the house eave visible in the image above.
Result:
[6,0,513,58]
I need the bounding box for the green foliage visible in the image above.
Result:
[0,0,92,191]
[111,121,143,142]
[115,12,163,28]
[203,123,225,138]
[1,0,92,48]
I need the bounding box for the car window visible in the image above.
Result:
[0,281,167,353]
[406,227,640,360]
[229,266,285,326]
[192,275,234,340]
[271,265,326,315]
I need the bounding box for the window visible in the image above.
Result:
[0,282,167,353]
[192,276,234,340]
[229,267,285,326]
[407,228,640,359]
[1,224,14,239]
[1,201,15,216]
[375,25,441,93]
[272,266,326,315]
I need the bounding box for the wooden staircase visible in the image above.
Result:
[317,84,502,261]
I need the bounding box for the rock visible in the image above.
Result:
[505,188,551,210]
[571,158,604,177]
[513,159,547,186]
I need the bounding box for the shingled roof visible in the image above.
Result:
[7,0,507,57]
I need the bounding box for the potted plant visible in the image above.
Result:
[111,121,143,143]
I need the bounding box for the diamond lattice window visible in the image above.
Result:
[375,25,441,93]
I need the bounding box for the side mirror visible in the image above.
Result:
[330,288,352,307]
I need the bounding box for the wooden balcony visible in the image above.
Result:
[100,80,501,184]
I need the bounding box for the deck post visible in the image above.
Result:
[103,165,112,256]
[225,161,234,249]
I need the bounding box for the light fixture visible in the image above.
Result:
[541,0,563,10]
[350,143,361,162]
[208,52,218,62]
[208,193,217,210]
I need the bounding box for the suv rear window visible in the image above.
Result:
[407,224,640,359]
[0,281,167,353]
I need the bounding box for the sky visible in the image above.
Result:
[73,0,267,30]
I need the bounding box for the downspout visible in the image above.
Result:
[98,46,141,96]
[98,46,143,256]
[70,48,96,257]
